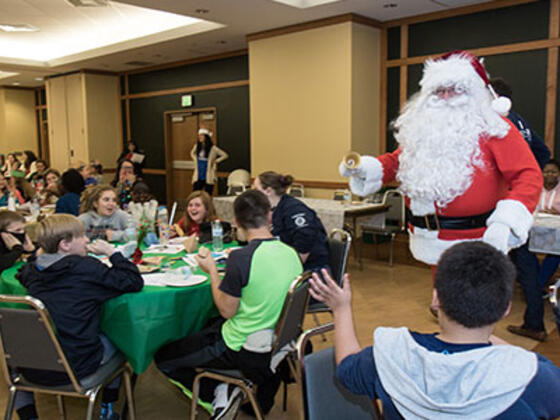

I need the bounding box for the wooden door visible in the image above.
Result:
[165,108,217,219]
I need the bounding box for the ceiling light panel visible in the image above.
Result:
[272,0,342,8]
[0,0,215,65]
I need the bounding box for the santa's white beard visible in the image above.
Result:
[393,90,509,216]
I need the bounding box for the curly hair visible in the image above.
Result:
[80,184,117,214]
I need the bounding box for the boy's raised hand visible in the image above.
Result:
[309,269,352,312]
[87,239,116,256]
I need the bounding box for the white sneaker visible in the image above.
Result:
[211,384,244,420]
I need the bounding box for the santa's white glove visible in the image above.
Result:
[482,222,511,254]
[338,156,383,197]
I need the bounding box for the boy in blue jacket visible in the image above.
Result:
[311,241,560,419]
[16,214,143,420]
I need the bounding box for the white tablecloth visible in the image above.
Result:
[529,213,560,255]
[213,196,385,235]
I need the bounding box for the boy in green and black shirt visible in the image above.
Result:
[155,190,302,419]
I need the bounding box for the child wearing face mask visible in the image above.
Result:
[0,210,35,274]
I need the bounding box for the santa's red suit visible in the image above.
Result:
[340,51,543,265]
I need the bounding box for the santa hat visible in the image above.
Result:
[198,128,211,136]
[424,50,511,115]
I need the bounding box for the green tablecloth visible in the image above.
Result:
[0,243,237,373]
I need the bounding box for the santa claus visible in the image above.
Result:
[340,50,543,265]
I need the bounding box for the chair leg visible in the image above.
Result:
[190,374,202,420]
[123,368,136,420]
[56,395,66,420]
[312,313,327,342]
[85,386,101,420]
[4,386,16,420]
[282,380,287,412]
[389,234,395,267]
[244,387,264,420]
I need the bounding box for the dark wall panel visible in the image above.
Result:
[406,64,423,99]
[386,67,400,152]
[387,27,401,60]
[484,50,547,136]
[128,85,250,172]
[142,174,167,204]
[128,55,249,94]
[409,1,549,57]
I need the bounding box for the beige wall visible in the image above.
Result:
[0,88,38,155]
[351,23,381,156]
[249,21,381,184]
[84,73,121,170]
[46,72,121,172]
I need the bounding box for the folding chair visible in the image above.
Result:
[0,295,136,420]
[288,183,305,198]
[189,271,312,420]
[226,169,250,195]
[297,324,380,420]
[307,229,351,338]
[361,189,405,266]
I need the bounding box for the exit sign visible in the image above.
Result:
[181,95,193,107]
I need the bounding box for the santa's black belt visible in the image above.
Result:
[406,209,493,231]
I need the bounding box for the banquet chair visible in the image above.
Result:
[307,229,351,339]
[189,271,312,420]
[0,295,136,420]
[226,169,250,195]
[333,189,350,201]
[288,183,305,198]
[297,324,380,420]
[361,189,405,267]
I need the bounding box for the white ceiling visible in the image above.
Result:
[0,0,492,87]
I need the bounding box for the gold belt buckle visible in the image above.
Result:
[423,214,441,231]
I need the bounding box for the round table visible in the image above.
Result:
[0,243,238,373]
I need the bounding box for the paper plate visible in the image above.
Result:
[164,274,208,287]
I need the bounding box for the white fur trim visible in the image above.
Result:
[408,227,480,265]
[338,160,352,177]
[421,56,486,95]
[486,199,534,249]
[492,97,512,116]
[482,222,510,254]
[347,156,383,197]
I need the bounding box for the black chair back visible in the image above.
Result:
[297,326,379,420]
[0,295,83,392]
[328,229,351,285]
[272,272,311,357]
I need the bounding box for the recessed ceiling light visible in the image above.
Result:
[12,82,20,86]
[195,8,209,14]
[272,0,341,8]
[0,23,39,32]
[35,77,44,81]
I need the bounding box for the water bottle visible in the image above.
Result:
[125,218,137,242]
[157,206,169,244]
[212,220,223,252]
[7,193,16,211]
[30,197,40,220]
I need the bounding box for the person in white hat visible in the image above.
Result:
[340,50,542,293]
[191,128,229,195]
